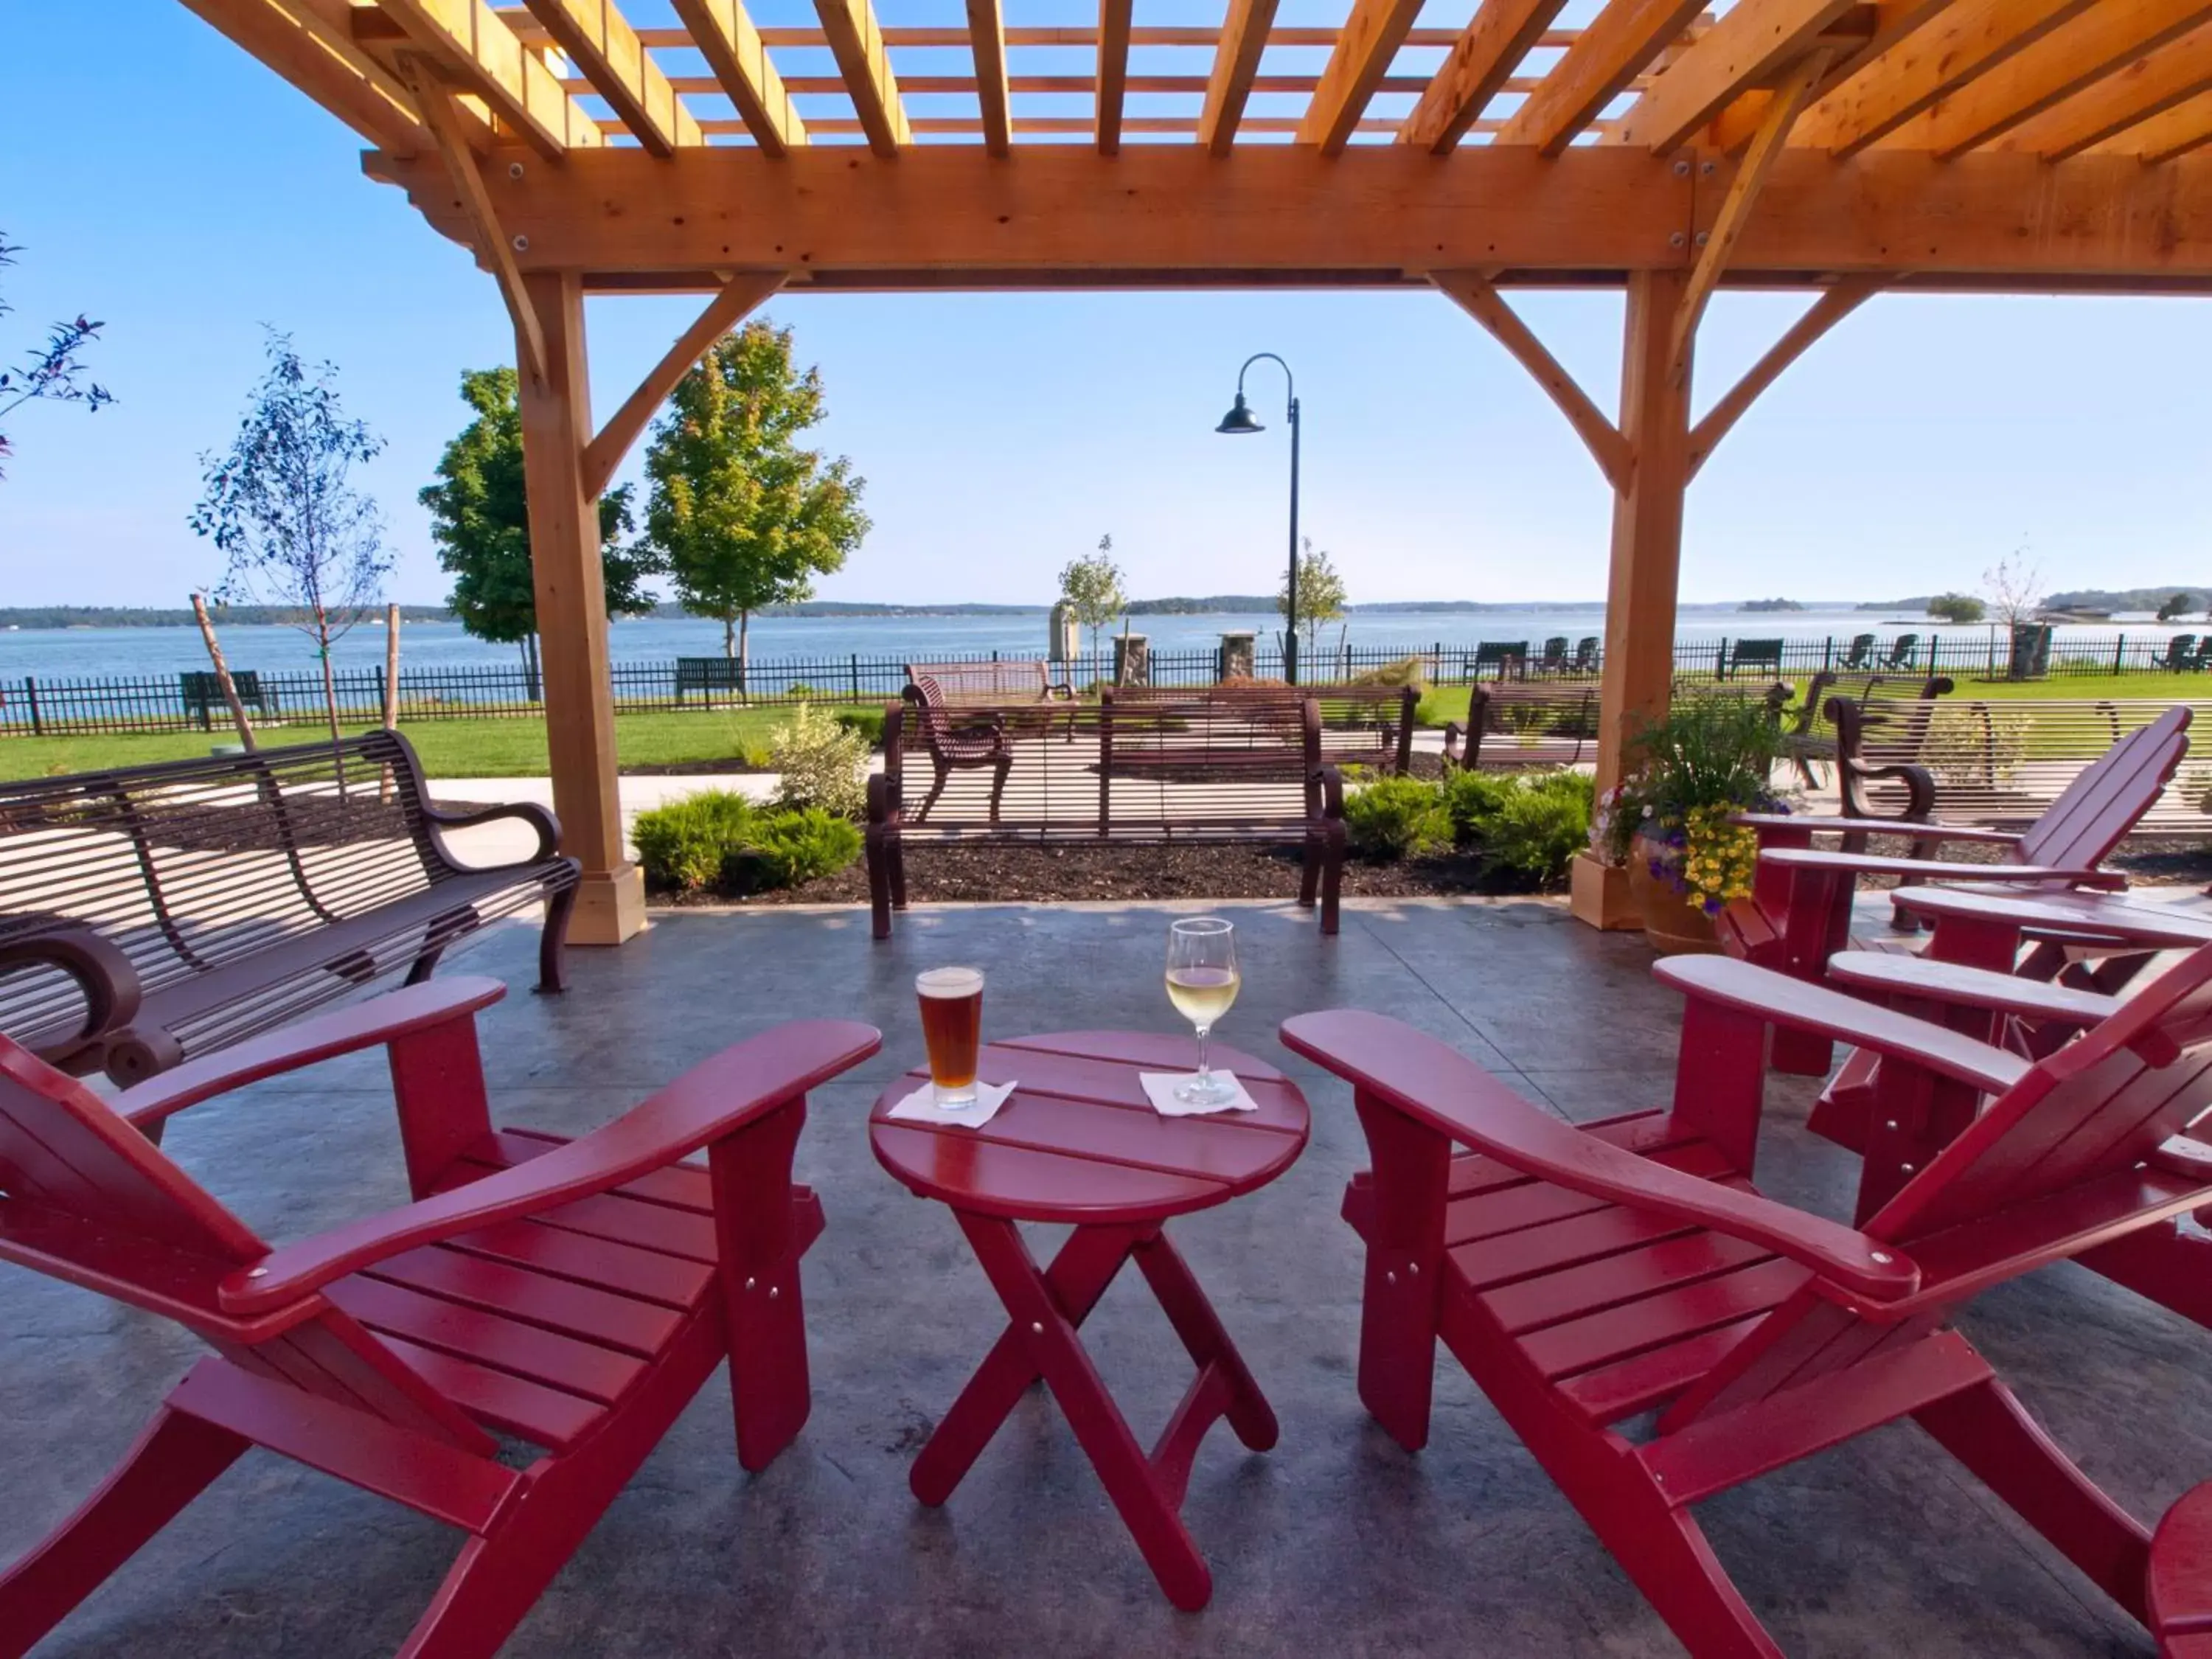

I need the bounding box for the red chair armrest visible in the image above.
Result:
[1736,813,2023,848]
[217,1019,881,1315]
[1653,956,2028,1095]
[1758,847,2125,886]
[1826,951,2123,1030]
[1280,1010,1918,1301]
[116,978,509,1133]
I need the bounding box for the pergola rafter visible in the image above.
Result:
[171,0,2212,942]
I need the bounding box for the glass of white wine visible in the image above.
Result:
[1165,917,1241,1107]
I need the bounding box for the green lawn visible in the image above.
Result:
[0,706,883,782]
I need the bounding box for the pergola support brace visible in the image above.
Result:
[398,55,549,389]
[1432,271,1633,493]
[1669,46,1832,386]
[1687,276,1882,477]
[582,271,787,499]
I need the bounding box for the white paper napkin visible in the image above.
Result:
[1138,1069,1260,1119]
[885,1076,1019,1130]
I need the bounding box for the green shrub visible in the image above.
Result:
[1343,774,1451,860]
[835,706,886,747]
[1481,771,1593,886]
[768,702,870,818]
[751,807,864,888]
[1349,654,1428,689]
[633,790,759,892]
[1441,769,1517,843]
[1919,704,2028,787]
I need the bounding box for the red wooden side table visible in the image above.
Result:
[869,1029,1311,1611]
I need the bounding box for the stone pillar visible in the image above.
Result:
[516,271,645,945]
[1048,601,1079,664]
[1571,268,1693,932]
[1113,633,1150,687]
[1217,631,1256,683]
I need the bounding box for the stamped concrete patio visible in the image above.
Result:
[7,895,2208,1657]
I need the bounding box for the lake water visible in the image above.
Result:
[0,606,2192,682]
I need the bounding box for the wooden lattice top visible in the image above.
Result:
[179,2,2212,289]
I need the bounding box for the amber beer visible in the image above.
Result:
[917,967,984,1105]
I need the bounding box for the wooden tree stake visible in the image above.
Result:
[190,593,257,754]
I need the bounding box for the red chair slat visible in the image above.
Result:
[376,1332,607,1450]
[1554,1314,1770,1425]
[1480,1228,1775,1333]
[1520,1256,1809,1380]
[442,1217,715,1310]
[365,1245,684,1358]
[327,1276,647,1405]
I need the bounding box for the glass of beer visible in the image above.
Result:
[1165,917,1240,1106]
[917,967,985,1107]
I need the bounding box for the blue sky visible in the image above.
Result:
[4,0,2211,611]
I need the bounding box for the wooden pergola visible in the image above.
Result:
[178,0,2212,940]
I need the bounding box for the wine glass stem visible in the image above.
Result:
[1195,1024,1211,1085]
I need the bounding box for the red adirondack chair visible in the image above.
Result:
[1722,704,2189,1077]
[1284,947,2212,1658]
[0,976,879,1659]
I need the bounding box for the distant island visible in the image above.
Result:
[0,604,457,630]
[1737,599,1804,613]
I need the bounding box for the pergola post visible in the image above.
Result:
[516,271,646,947]
[1570,268,1692,930]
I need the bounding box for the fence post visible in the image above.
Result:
[1715,639,1728,681]
[24,677,41,737]
[1822,636,1834,670]
[2114,634,2126,676]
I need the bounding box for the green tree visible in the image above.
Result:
[0,232,113,481]
[1280,536,1349,658]
[189,331,389,760]
[1058,534,1127,666]
[1926,592,1985,624]
[2157,591,2194,622]
[643,321,869,683]
[419,367,660,690]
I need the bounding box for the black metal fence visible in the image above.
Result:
[4,633,2202,740]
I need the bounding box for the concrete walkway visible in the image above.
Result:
[4,897,2204,1655]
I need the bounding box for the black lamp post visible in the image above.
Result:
[1215,352,1301,686]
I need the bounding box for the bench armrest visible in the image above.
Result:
[1652,955,2028,1096]
[116,977,509,1132]
[1757,846,2126,886]
[1825,951,2122,1030]
[1281,1009,1918,1301]
[420,798,561,866]
[218,1019,882,1315]
[0,923,145,1050]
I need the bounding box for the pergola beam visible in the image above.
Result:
[967,0,1013,155]
[669,0,806,156]
[815,0,911,156]
[1096,0,1133,153]
[1198,0,1281,156]
[1297,0,1429,156]
[395,55,549,388]
[368,0,602,156]
[2093,84,2212,163]
[1686,277,1882,476]
[1881,0,2212,159]
[1615,0,1856,153]
[1669,48,1832,383]
[2000,21,2212,162]
[1400,0,1569,154]
[521,0,699,155]
[1495,0,1705,154]
[1432,271,1632,492]
[364,145,2212,288]
[582,271,785,498]
[178,0,428,153]
[1790,0,2093,159]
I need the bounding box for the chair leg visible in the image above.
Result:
[866,832,895,940]
[397,1481,596,1659]
[709,1099,816,1473]
[1916,1377,2151,1621]
[988,757,1012,824]
[0,1407,247,1659]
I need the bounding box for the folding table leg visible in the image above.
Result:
[919,1214,1216,1610]
[1132,1231,1278,1454]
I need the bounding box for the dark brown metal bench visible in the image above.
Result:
[1445,680,1792,770]
[904,658,1075,706]
[0,729,578,1085]
[1107,683,1422,774]
[864,695,1346,940]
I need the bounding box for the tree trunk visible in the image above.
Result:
[521,632,542,703]
[739,609,751,699]
[316,608,347,798]
[724,616,737,660]
[190,592,257,752]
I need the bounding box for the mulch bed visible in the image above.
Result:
[650,839,1547,908]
